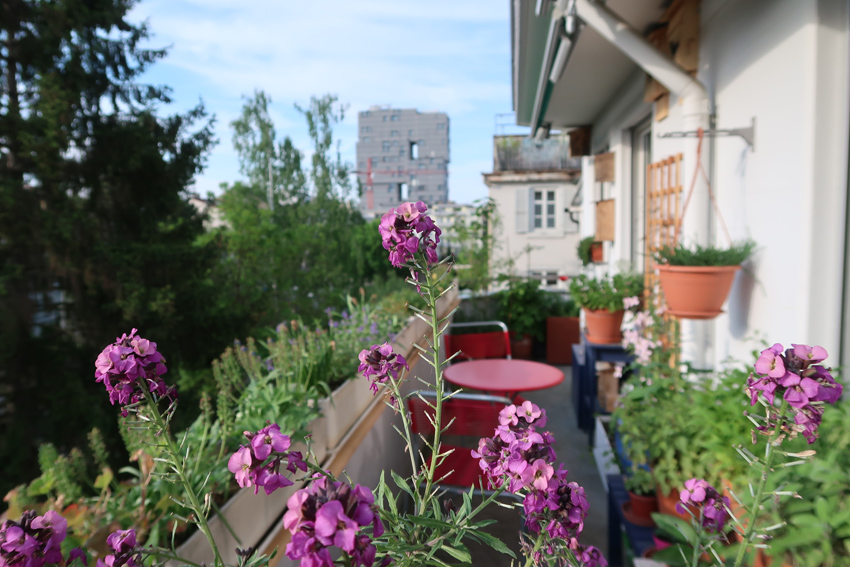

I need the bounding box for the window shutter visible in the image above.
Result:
[515,187,529,233]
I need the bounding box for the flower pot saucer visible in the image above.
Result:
[621,501,655,527]
[665,308,724,320]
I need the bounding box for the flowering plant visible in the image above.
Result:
[652,343,842,567]
[3,202,606,567]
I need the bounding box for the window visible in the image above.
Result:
[382,115,387,122]
[399,149,405,157]
[362,136,370,142]
[408,129,414,136]
[437,184,444,192]
[398,183,409,200]
[361,111,371,117]
[409,141,419,159]
[419,185,426,192]
[418,162,426,169]
[382,141,391,152]
[390,130,399,137]
[437,123,446,130]
[391,114,399,122]
[358,161,365,169]
[361,126,370,133]
[533,190,557,229]
[387,185,393,193]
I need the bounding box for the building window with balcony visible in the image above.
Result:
[533,190,557,229]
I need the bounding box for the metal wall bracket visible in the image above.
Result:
[658,117,756,151]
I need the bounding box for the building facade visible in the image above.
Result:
[484,135,582,290]
[512,0,850,369]
[356,107,450,217]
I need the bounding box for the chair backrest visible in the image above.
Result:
[445,321,512,361]
[407,391,512,438]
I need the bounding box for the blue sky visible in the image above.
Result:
[128,0,520,205]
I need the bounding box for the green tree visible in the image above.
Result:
[0,0,229,500]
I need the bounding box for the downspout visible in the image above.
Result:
[571,0,713,368]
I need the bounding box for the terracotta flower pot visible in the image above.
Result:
[656,264,740,319]
[584,308,624,344]
[590,242,604,263]
[510,334,533,360]
[628,491,659,520]
[657,486,690,521]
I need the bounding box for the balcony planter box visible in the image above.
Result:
[172,285,460,567]
[592,416,619,492]
[545,316,580,365]
[656,264,740,319]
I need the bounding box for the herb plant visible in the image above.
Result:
[654,240,756,267]
[568,273,644,312]
[577,237,596,267]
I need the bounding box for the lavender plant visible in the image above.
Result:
[2,202,606,567]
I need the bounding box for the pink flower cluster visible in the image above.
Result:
[228,423,307,495]
[284,477,386,567]
[378,202,441,267]
[0,511,72,567]
[676,479,730,534]
[621,311,659,365]
[746,343,842,443]
[97,529,139,567]
[472,401,594,560]
[358,343,408,395]
[95,329,174,415]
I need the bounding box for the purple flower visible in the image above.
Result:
[285,478,384,567]
[229,424,305,495]
[520,459,554,491]
[577,545,608,567]
[358,343,408,394]
[1,509,71,567]
[68,548,88,566]
[378,202,441,267]
[676,479,729,533]
[98,529,140,567]
[746,343,842,443]
[94,329,175,415]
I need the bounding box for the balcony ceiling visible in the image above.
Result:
[513,0,666,129]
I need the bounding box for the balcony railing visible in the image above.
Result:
[493,135,582,172]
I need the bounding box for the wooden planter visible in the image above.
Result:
[657,264,740,319]
[546,316,580,364]
[173,285,461,567]
[583,308,624,344]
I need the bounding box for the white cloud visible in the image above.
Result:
[130,0,511,202]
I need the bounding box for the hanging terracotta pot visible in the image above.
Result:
[584,309,624,344]
[656,264,740,319]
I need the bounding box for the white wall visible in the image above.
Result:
[582,0,849,368]
[488,181,584,283]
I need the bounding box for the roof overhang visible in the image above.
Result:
[483,170,580,186]
[512,0,667,131]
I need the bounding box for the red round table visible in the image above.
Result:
[443,359,564,397]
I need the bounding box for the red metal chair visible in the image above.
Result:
[407,390,513,493]
[444,320,512,362]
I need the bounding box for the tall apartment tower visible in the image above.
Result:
[356,107,450,216]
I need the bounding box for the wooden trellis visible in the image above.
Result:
[644,154,683,293]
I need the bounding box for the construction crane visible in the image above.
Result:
[355,157,449,210]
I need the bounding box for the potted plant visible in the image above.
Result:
[494,277,550,359]
[545,294,581,365]
[624,466,658,525]
[654,240,755,319]
[577,236,603,266]
[569,273,643,344]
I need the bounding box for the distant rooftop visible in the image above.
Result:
[492,135,581,172]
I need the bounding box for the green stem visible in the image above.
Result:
[418,259,447,514]
[732,400,789,567]
[522,530,547,567]
[388,373,419,489]
[142,391,225,567]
